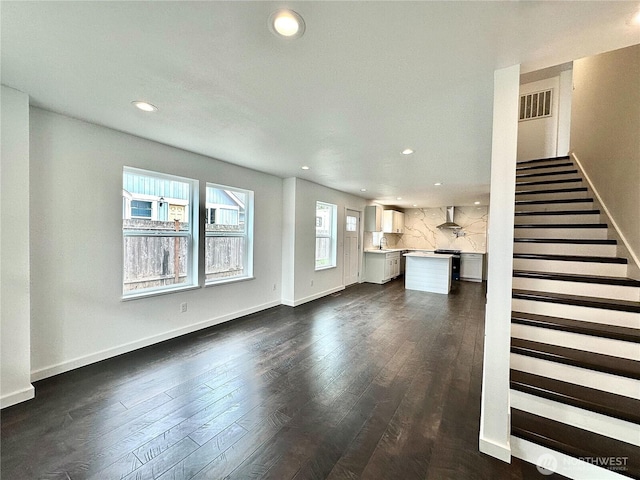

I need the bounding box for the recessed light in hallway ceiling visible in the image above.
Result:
[131,101,158,112]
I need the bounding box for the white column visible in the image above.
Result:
[1,85,34,408]
[479,64,520,462]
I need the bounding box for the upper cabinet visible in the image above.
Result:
[382,210,405,234]
[364,205,382,232]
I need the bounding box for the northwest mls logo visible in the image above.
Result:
[536,453,558,475]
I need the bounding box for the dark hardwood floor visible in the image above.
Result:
[1,280,565,479]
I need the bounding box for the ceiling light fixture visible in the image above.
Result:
[396,197,402,200]
[132,101,158,112]
[474,201,481,205]
[434,182,442,186]
[360,188,367,192]
[628,9,640,25]
[402,148,414,155]
[269,9,305,39]
[301,166,310,170]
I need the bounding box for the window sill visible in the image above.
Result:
[315,265,337,272]
[121,284,201,301]
[205,276,255,288]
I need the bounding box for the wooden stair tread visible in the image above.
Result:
[513,270,640,287]
[513,253,627,264]
[511,370,640,424]
[516,156,571,165]
[514,238,616,245]
[515,187,588,196]
[514,223,607,229]
[511,311,640,343]
[515,198,594,206]
[514,209,600,216]
[510,338,640,379]
[516,162,574,173]
[516,168,578,179]
[516,178,583,187]
[511,409,640,478]
[512,289,640,313]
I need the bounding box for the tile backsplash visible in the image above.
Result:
[365,206,488,253]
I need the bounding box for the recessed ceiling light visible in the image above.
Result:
[434,182,442,186]
[474,201,481,205]
[627,10,640,25]
[412,204,417,207]
[301,166,310,170]
[396,197,402,200]
[269,9,305,39]
[402,148,414,155]
[132,101,158,112]
[360,188,367,192]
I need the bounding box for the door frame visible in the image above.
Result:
[343,207,362,286]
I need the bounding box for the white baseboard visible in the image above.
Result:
[511,436,628,479]
[282,285,346,307]
[1,384,35,409]
[30,300,281,382]
[479,435,512,463]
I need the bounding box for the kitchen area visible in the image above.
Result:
[363,205,487,294]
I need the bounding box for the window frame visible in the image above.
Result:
[204,182,254,286]
[122,166,199,299]
[315,201,337,270]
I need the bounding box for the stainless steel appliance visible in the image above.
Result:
[434,249,461,280]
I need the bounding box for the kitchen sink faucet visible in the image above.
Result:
[379,236,388,250]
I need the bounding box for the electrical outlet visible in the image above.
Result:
[180,302,187,313]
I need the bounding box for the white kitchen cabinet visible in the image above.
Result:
[460,253,483,282]
[364,251,401,284]
[364,205,382,232]
[382,210,405,234]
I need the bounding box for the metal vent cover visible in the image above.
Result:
[519,89,552,121]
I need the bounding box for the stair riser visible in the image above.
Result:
[516,180,583,192]
[514,228,608,239]
[515,201,594,212]
[511,357,640,400]
[511,390,640,447]
[513,259,627,277]
[514,214,601,224]
[512,277,640,302]
[511,298,640,329]
[516,190,590,201]
[511,324,640,361]
[513,242,617,257]
[511,437,626,480]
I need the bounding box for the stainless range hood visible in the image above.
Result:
[436,206,462,230]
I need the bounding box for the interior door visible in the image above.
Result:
[344,210,360,286]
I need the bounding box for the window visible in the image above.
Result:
[205,183,253,284]
[122,167,198,297]
[315,201,337,270]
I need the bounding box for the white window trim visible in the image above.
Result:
[315,201,337,270]
[122,166,199,299]
[205,182,254,286]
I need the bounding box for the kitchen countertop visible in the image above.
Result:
[365,248,485,255]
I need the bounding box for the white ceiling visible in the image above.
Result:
[2,1,639,208]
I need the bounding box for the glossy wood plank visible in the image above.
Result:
[1,280,564,479]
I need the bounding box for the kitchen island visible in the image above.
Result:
[404,251,453,294]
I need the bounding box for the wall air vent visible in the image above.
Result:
[519,89,552,121]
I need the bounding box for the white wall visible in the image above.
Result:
[571,45,640,271]
[1,86,35,407]
[29,108,284,380]
[282,177,367,306]
[479,64,520,462]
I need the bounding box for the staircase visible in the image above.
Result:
[508,155,640,479]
